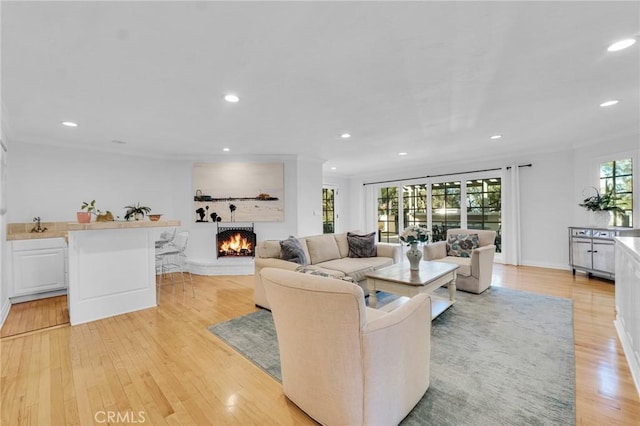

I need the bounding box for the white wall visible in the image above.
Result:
[7,142,318,275]
[0,142,9,326]
[296,157,323,237]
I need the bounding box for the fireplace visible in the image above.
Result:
[216,224,256,258]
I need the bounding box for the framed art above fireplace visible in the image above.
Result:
[193,162,284,223]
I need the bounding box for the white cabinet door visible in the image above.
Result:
[571,238,592,270]
[592,240,615,274]
[12,239,67,297]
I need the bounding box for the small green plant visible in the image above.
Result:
[80,200,96,213]
[124,203,152,220]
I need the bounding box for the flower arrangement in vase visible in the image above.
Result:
[400,225,431,270]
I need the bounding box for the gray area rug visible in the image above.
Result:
[208,287,575,425]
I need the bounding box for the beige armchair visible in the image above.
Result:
[424,228,496,294]
[260,267,431,426]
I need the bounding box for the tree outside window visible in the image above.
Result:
[600,159,633,227]
[467,178,502,252]
[378,187,399,243]
[431,181,461,242]
[322,188,335,234]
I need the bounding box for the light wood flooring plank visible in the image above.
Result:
[1,267,639,425]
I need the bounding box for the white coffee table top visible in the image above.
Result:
[365,261,459,286]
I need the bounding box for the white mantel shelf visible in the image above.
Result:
[67,220,180,325]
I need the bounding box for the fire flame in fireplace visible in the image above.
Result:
[219,233,253,255]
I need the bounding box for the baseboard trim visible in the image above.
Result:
[188,258,254,276]
[10,289,68,304]
[0,298,11,329]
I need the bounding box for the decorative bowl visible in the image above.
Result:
[148,214,163,221]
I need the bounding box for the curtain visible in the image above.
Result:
[502,165,521,265]
[363,184,376,233]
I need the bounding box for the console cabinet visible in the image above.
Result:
[569,227,639,280]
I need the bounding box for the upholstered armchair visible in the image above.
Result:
[424,228,497,294]
[260,267,431,426]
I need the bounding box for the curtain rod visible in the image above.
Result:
[362,164,532,186]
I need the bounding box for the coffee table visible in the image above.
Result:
[365,261,459,319]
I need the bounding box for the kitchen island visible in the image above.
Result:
[614,236,640,397]
[67,220,179,325]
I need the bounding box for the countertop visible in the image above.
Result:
[615,237,640,263]
[7,220,180,240]
[68,220,180,231]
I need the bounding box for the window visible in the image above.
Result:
[600,158,633,227]
[372,174,503,246]
[378,187,399,243]
[431,181,461,242]
[403,184,427,229]
[322,187,335,234]
[467,178,502,252]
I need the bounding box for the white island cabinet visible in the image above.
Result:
[614,237,640,397]
[67,220,179,326]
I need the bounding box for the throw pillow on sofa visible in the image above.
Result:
[446,233,479,258]
[280,236,308,265]
[347,231,377,258]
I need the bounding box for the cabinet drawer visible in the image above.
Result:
[593,230,615,238]
[571,229,591,237]
[12,237,66,251]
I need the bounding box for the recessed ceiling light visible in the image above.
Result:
[61,121,78,127]
[398,152,408,156]
[224,94,239,103]
[607,38,636,52]
[331,167,337,170]
[490,134,502,140]
[223,147,230,152]
[340,133,351,139]
[600,100,619,107]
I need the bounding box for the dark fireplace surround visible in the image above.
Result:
[216,224,256,258]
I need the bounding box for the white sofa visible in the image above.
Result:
[254,232,402,309]
[260,267,431,425]
[423,228,497,294]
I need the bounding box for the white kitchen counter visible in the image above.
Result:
[614,236,640,397]
[67,220,179,325]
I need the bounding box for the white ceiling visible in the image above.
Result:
[2,1,639,177]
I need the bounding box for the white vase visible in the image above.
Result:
[406,242,422,271]
[591,211,611,228]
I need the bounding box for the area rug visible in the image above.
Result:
[208,287,575,425]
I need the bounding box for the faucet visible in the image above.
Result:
[31,216,48,233]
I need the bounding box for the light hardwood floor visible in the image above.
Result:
[1,265,639,425]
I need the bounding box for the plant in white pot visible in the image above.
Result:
[579,187,623,227]
[124,203,151,221]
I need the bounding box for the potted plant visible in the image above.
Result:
[77,200,96,223]
[124,203,152,221]
[579,187,623,227]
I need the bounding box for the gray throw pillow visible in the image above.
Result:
[280,236,308,265]
[347,232,377,258]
